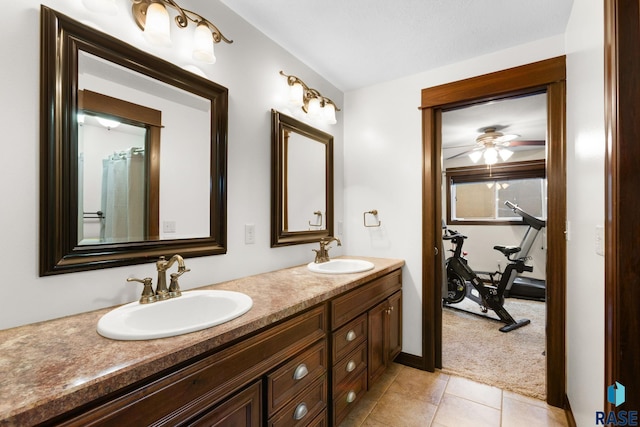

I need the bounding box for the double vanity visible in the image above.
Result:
[0,257,403,426]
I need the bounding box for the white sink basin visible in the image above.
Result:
[97,290,253,340]
[307,259,375,274]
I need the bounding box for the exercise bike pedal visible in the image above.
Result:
[499,318,531,333]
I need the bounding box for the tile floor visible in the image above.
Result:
[339,363,568,427]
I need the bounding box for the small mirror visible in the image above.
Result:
[271,110,333,246]
[40,7,228,275]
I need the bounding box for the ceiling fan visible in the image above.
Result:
[446,126,545,164]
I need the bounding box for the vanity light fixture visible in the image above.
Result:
[131,0,232,63]
[280,71,340,125]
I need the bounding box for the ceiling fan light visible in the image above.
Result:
[484,147,498,164]
[499,148,514,161]
[469,151,482,163]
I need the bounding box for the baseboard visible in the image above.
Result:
[395,352,429,371]
[564,394,577,427]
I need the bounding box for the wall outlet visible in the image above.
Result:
[245,224,255,244]
[163,221,176,233]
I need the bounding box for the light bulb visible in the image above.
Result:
[143,2,171,47]
[484,147,498,165]
[192,23,216,64]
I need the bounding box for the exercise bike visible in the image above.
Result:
[443,201,540,332]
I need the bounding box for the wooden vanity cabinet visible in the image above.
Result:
[329,269,402,425]
[53,306,327,427]
[43,266,402,427]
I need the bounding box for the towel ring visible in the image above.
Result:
[309,211,323,227]
[363,210,381,227]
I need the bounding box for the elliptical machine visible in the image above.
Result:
[443,200,542,332]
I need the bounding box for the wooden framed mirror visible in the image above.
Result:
[271,110,333,247]
[39,6,228,275]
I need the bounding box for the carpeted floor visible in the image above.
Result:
[441,297,546,400]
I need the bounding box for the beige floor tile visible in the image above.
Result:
[339,394,378,427]
[367,363,404,400]
[502,395,568,427]
[432,394,501,427]
[365,390,438,427]
[503,390,549,408]
[445,376,503,409]
[385,365,449,405]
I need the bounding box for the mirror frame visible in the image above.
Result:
[271,110,334,247]
[39,6,228,275]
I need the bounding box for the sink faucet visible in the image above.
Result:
[155,255,190,300]
[312,237,342,263]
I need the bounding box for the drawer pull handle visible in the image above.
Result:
[346,360,357,373]
[346,391,357,403]
[346,330,357,342]
[293,402,308,420]
[293,363,309,380]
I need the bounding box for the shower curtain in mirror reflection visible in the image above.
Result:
[100,148,145,243]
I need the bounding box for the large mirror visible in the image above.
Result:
[40,6,228,275]
[271,110,333,246]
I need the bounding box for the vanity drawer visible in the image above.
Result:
[331,270,402,329]
[332,342,367,392]
[333,369,367,426]
[268,376,327,427]
[267,339,327,416]
[332,313,367,362]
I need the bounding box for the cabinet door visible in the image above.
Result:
[367,299,387,385]
[387,290,402,363]
[188,381,261,427]
[367,291,402,386]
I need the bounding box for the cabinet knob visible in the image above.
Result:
[346,330,357,342]
[293,402,308,420]
[293,363,309,380]
[346,391,357,403]
[346,360,356,373]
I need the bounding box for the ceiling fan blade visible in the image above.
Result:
[446,147,478,160]
[506,139,545,147]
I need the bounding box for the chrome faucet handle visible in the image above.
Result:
[127,277,156,304]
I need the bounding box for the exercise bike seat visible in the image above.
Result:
[493,245,521,256]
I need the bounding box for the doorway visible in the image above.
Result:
[439,93,548,399]
[419,57,566,407]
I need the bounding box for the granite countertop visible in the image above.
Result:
[0,256,404,426]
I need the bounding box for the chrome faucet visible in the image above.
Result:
[312,237,342,263]
[155,255,190,300]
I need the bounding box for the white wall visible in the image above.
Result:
[343,36,565,357]
[0,0,344,330]
[564,0,606,424]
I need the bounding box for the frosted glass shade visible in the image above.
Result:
[323,103,337,124]
[469,151,482,163]
[192,23,216,63]
[499,148,514,161]
[143,2,171,46]
[307,97,321,117]
[483,147,498,165]
[288,83,304,106]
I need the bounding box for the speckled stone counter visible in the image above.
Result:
[0,256,404,426]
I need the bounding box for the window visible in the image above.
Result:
[446,160,546,225]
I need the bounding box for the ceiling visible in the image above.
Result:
[221,0,574,92]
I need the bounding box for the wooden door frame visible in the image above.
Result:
[418,56,567,407]
[604,0,640,413]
